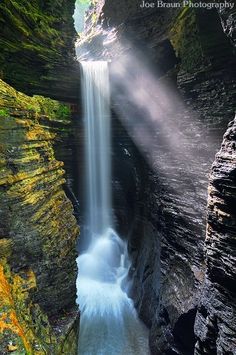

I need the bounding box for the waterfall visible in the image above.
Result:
[82,61,111,238]
[76,62,150,355]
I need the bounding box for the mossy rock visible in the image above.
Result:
[169,7,234,73]
[0,79,79,354]
[169,7,204,73]
[0,0,77,100]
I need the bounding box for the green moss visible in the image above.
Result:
[0,108,9,117]
[0,78,78,354]
[0,80,71,124]
[32,96,71,122]
[169,7,204,73]
[0,0,76,95]
[0,262,56,355]
[169,8,234,73]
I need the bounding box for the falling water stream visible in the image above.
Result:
[76,61,150,355]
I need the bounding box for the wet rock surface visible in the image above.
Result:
[195,117,236,355]
[0,79,79,354]
[85,2,236,353]
[0,0,79,103]
[219,7,236,46]
[0,1,81,353]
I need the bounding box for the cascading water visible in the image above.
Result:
[76,61,150,355]
[82,61,111,239]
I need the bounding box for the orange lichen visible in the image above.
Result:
[0,78,78,354]
[0,265,13,305]
[0,264,32,352]
[0,262,59,354]
[25,125,55,141]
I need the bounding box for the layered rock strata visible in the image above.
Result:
[0,79,79,354]
[79,2,236,354]
[195,117,236,355]
[0,0,79,102]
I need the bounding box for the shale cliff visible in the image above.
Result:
[79,1,236,353]
[195,117,236,354]
[0,1,80,353]
[0,0,79,102]
[0,79,79,354]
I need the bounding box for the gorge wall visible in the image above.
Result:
[0,80,79,354]
[0,0,79,102]
[79,1,236,353]
[195,117,236,354]
[0,0,235,354]
[0,1,80,353]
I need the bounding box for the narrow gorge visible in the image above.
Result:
[0,1,235,355]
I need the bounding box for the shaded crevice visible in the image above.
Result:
[172,308,197,355]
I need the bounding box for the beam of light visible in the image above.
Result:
[77,32,218,198]
[109,47,221,196]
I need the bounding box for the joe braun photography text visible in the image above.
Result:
[140,1,235,9]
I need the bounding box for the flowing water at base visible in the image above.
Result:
[76,62,150,355]
[76,228,150,355]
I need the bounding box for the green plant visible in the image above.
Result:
[0,108,10,117]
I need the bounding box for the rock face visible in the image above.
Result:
[195,117,236,355]
[219,7,236,46]
[81,2,236,354]
[0,0,80,102]
[0,2,81,351]
[0,79,79,354]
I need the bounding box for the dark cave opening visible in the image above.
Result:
[172,308,197,355]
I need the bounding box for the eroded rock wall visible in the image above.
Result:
[0,79,79,354]
[195,117,236,355]
[0,0,79,102]
[87,2,236,354]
